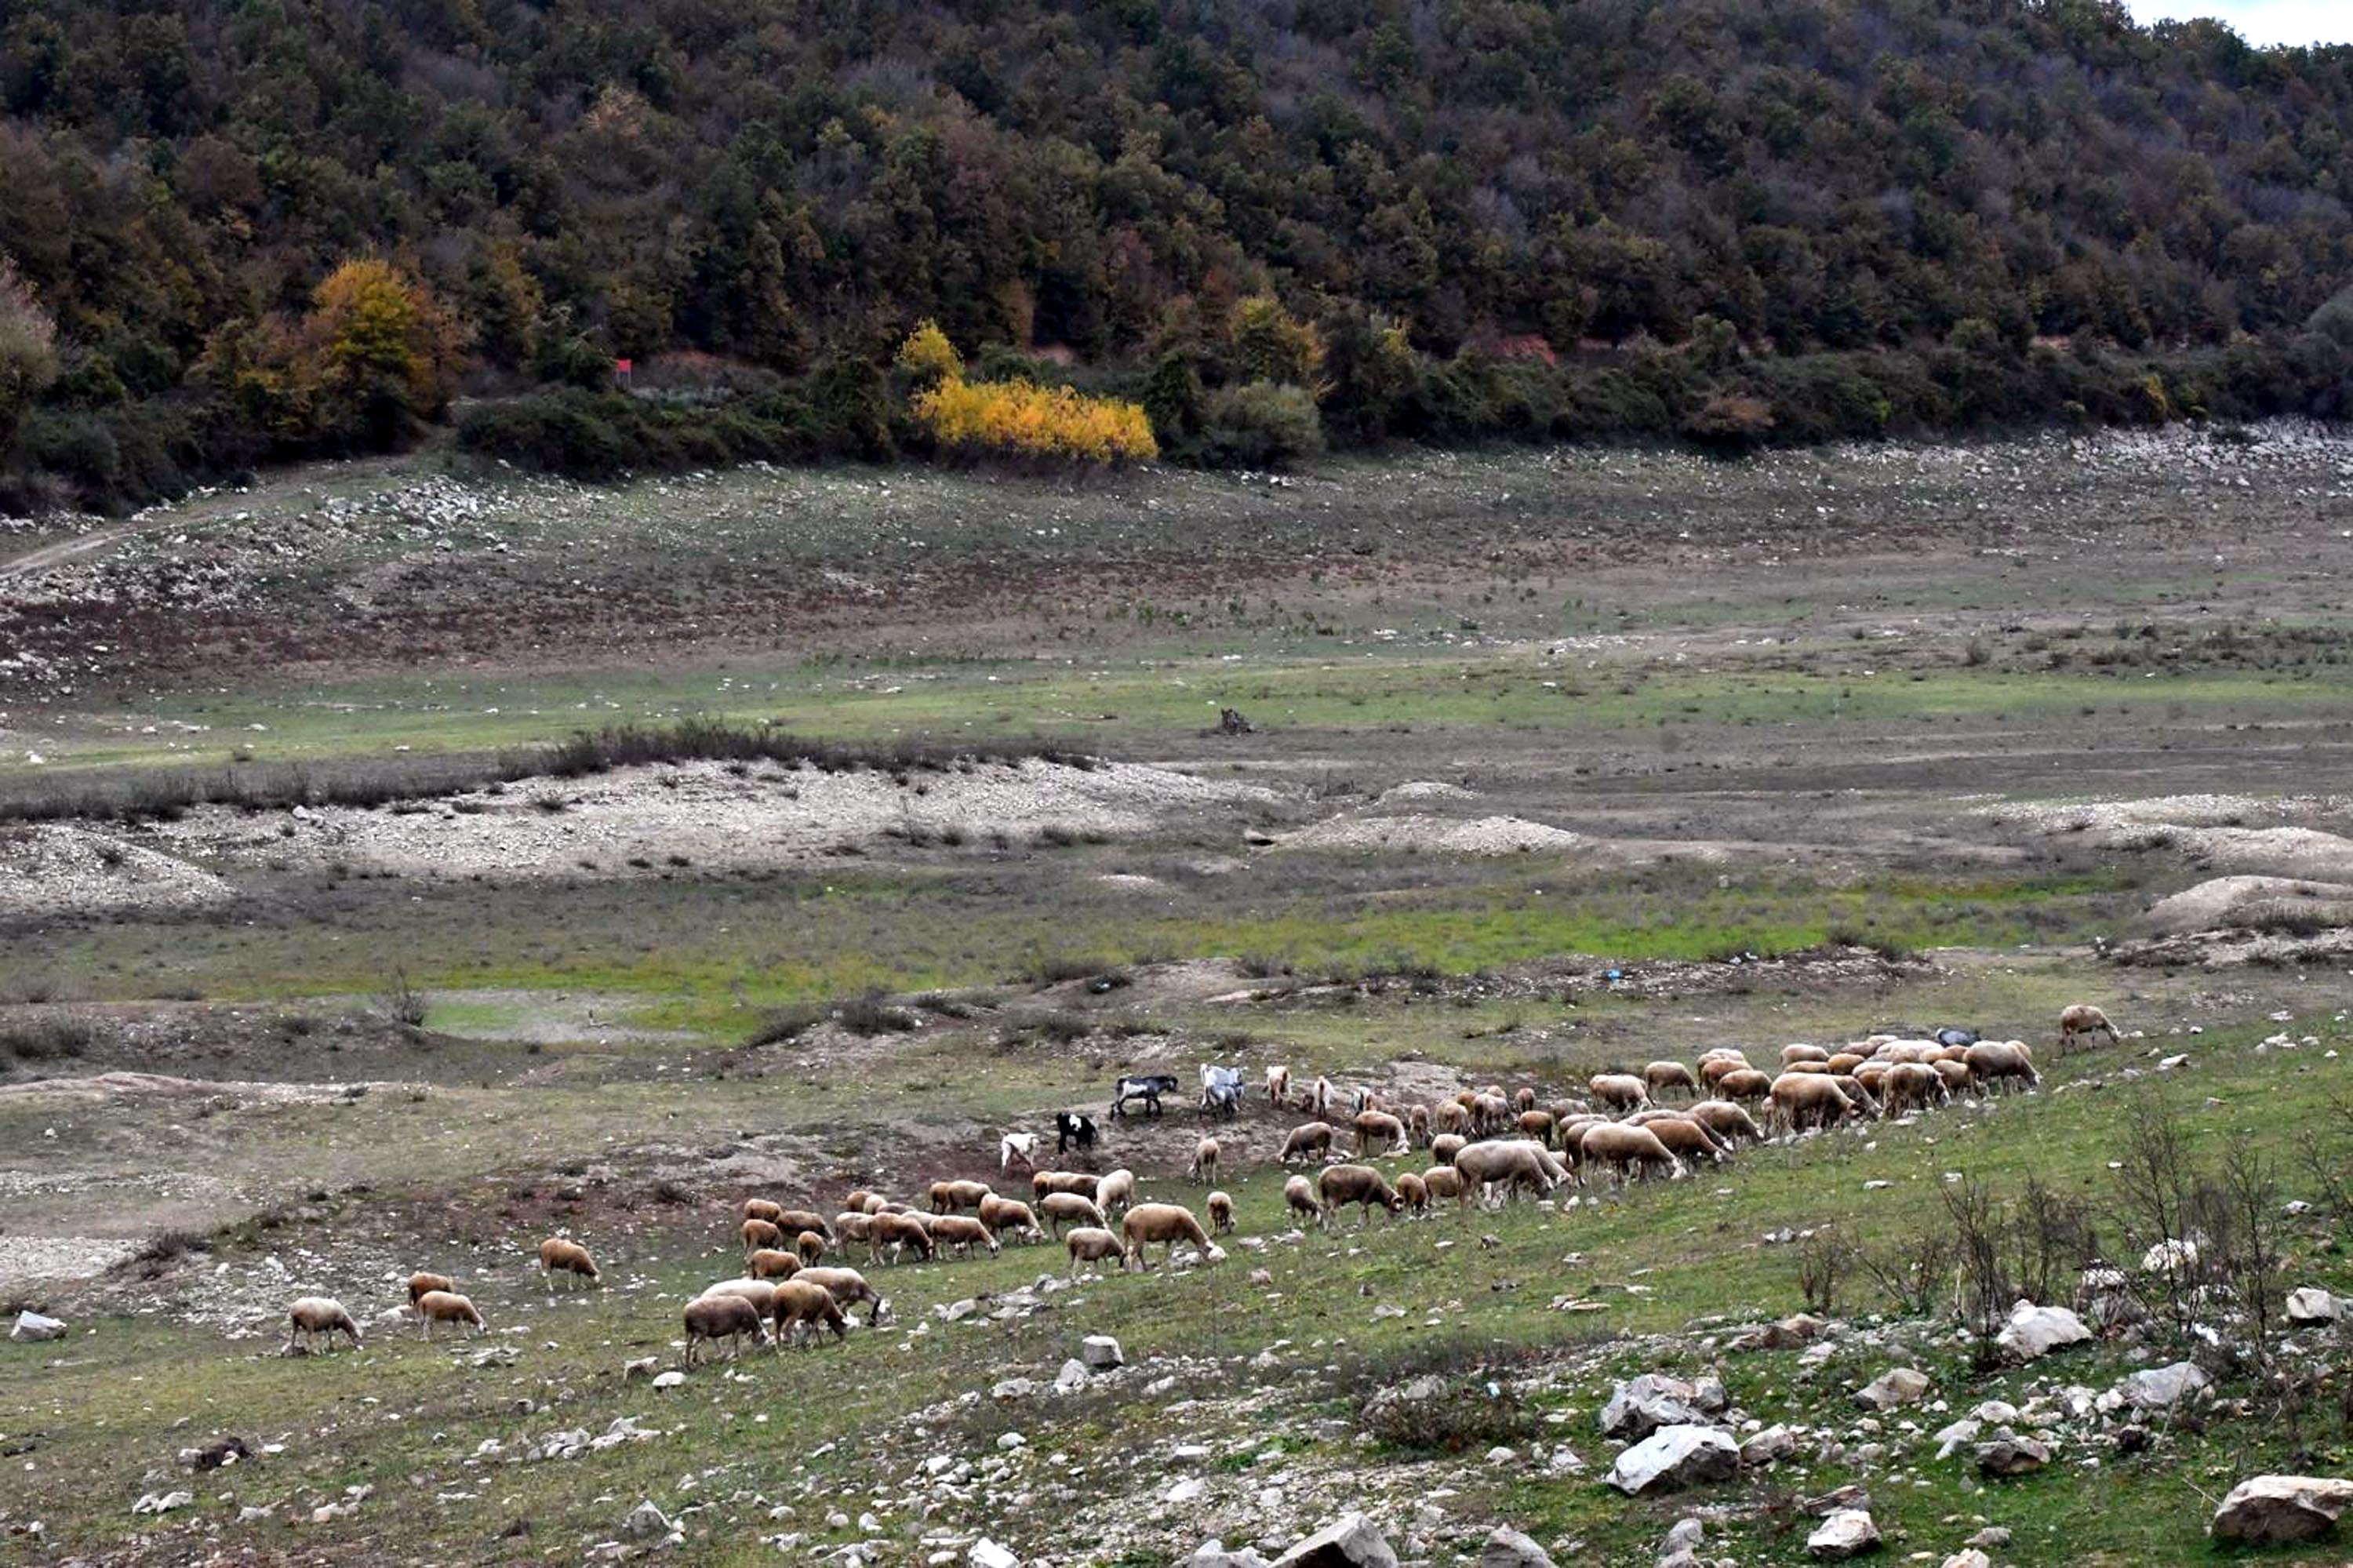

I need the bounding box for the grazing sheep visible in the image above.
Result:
[860,1194,892,1215]
[1966,1039,2040,1092]
[1471,1092,1513,1134]
[1932,1058,1973,1095]
[285,1296,362,1355]
[1589,1073,1650,1113]
[1516,1108,1556,1147]
[1032,1171,1101,1202]
[1283,1174,1320,1225]
[1279,1122,1334,1163]
[1318,1163,1401,1227]
[1715,1068,1772,1103]
[1267,1065,1291,1106]
[1781,1043,1830,1065]
[1430,1132,1468,1165]
[741,1217,784,1256]
[794,1266,887,1324]
[696,1278,778,1326]
[1065,1226,1125,1279]
[1632,1113,1726,1166]
[769,1279,850,1346]
[1882,1060,1948,1115]
[1394,1170,1429,1215]
[1687,1099,1764,1145]
[742,1199,784,1225]
[1832,1073,1881,1118]
[2060,1003,2121,1053]
[1455,1140,1565,1206]
[1311,1076,1334,1116]
[1406,1104,1431,1146]
[1513,1086,1537,1113]
[1187,1137,1220,1184]
[1432,1100,1471,1137]
[1122,1202,1217,1271]
[1207,1191,1235,1234]
[415,1290,486,1339]
[870,1211,934,1264]
[1781,1059,1831,1075]
[539,1238,600,1291]
[929,1179,991,1214]
[1422,1166,1465,1206]
[928,1214,1001,1257]
[683,1292,768,1364]
[1644,1060,1699,1101]
[833,1212,875,1248]
[1096,1168,1136,1217]
[1000,1132,1041,1172]
[978,1194,1044,1243]
[1039,1191,1107,1237]
[843,1190,878,1214]
[795,1229,827,1264]
[406,1271,453,1306]
[1354,1110,1408,1157]
[747,1248,802,1281]
[1578,1122,1683,1184]
[1852,1060,1891,1095]
[1769,1071,1858,1133]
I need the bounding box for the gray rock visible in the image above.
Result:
[651,1370,686,1391]
[2209,1475,2353,1545]
[2286,1287,2340,1325]
[1600,1373,1708,1439]
[10,1311,66,1344]
[133,1490,193,1515]
[1479,1525,1556,1568]
[1606,1424,1740,1496]
[1939,1552,1991,1568]
[1740,1424,1795,1468]
[1271,1512,1400,1568]
[970,1539,1021,1568]
[1186,1544,1275,1568]
[1854,1367,1929,1410]
[1081,1334,1125,1370]
[1806,1508,1881,1559]
[1976,1429,2051,1477]
[1995,1301,2092,1361]
[1965,1527,2011,1550]
[624,1501,673,1540]
[2115,1360,2208,1413]
[994,1377,1038,1401]
[1657,1518,1706,1568]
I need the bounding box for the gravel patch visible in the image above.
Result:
[1281,812,1584,856]
[0,824,235,920]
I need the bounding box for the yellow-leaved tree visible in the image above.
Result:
[900,323,1154,466]
[306,259,466,442]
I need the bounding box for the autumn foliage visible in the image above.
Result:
[907,326,1155,465]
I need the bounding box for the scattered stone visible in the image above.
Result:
[1965,1527,2010,1550]
[1606,1424,1740,1496]
[1186,1543,1274,1568]
[622,1357,660,1381]
[1271,1512,1400,1568]
[1806,1508,1881,1559]
[1600,1373,1709,1440]
[133,1491,194,1515]
[10,1312,66,1344]
[2210,1475,2353,1545]
[178,1437,249,1471]
[1854,1368,1930,1410]
[2286,1287,2340,1324]
[1657,1517,1706,1567]
[1479,1525,1556,1568]
[1939,1552,1991,1568]
[1995,1300,2091,1361]
[650,1370,686,1391]
[1081,1334,1125,1370]
[1166,1479,1206,1504]
[1976,1429,2052,1477]
[2115,1361,2208,1413]
[624,1501,673,1541]
[1740,1424,1795,1468]
[970,1539,1021,1568]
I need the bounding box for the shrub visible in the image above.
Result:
[893,320,963,388]
[0,1014,93,1062]
[911,373,1157,465]
[1198,380,1322,465]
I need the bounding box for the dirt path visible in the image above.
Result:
[0,523,142,580]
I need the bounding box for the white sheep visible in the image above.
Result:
[285,1296,362,1355]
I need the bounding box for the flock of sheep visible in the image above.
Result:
[279,1004,2115,1366]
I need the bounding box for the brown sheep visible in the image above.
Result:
[844,1188,877,1212]
[747,1248,802,1281]
[1516,1108,1557,1147]
[769,1278,849,1346]
[697,1278,778,1325]
[539,1238,600,1291]
[869,1211,934,1264]
[1589,1073,1650,1113]
[1206,1191,1235,1234]
[742,1199,784,1225]
[1825,1051,1867,1075]
[978,1195,1044,1243]
[795,1229,827,1264]
[1578,1122,1683,1184]
[1267,1065,1291,1105]
[1644,1060,1699,1100]
[772,1209,828,1239]
[1471,1092,1513,1134]
[833,1212,875,1248]
[1187,1137,1220,1184]
[1513,1086,1537,1113]
[1852,1060,1891,1095]
[1781,1043,1830,1066]
[1354,1110,1408,1157]
[1633,1113,1726,1166]
[1422,1166,1465,1206]
[285,1296,362,1355]
[928,1214,1000,1257]
[1832,1073,1880,1117]
[1770,1071,1858,1133]
[1318,1163,1401,1227]
[1283,1173,1320,1224]
[1039,1191,1107,1237]
[1966,1039,2040,1092]
[1096,1169,1136,1217]
[1122,1202,1217,1271]
[415,1290,486,1339]
[1715,1068,1772,1103]
[928,1180,991,1214]
[1394,1170,1429,1215]
[795,1266,887,1324]
[1932,1058,1973,1095]
[1432,1101,1471,1137]
[1311,1076,1334,1116]
[1687,1099,1764,1145]
[683,1292,767,1364]
[1406,1104,1432,1146]
[860,1194,893,1215]
[1882,1060,1948,1116]
[1782,1059,1831,1075]
[1430,1132,1469,1165]
[1279,1122,1335,1163]
[406,1271,453,1306]
[1064,1226,1124,1279]
[741,1217,785,1257]
[1455,1140,1566,1206]
[1032,1171,1101,1202]
[2060,1003,2121,1053]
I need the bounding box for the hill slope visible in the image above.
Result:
[3,0,2352,504]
